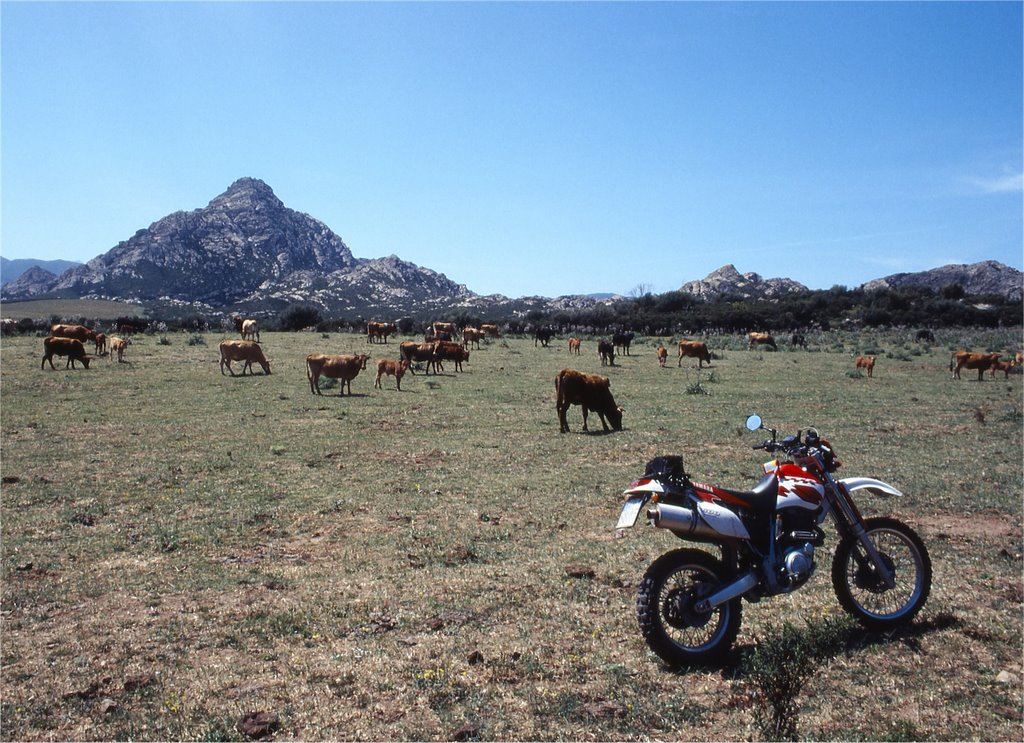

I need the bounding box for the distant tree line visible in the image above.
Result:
[17,283,1021,336]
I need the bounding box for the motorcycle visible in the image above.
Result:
[615,414,931,667]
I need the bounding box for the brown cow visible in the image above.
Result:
[94,332,107,356]
[480,323,500,338]
[555,368,623,434]
[568,337,582,355]
[241,319,260,342]
[989,359,1017,379]
[748,331,777,351]
[306,353,369,395]
[50,324,97,344]
[598,340,615,366]
[656,345,668,367]
[374,358,410,390]
[854,355,876,377]
[219,340,271,376]
[109,336,129,363]
[950,351,1000,380]
[399,341,439,375]
[677,340,712,368]
[432,340,470,373]
[431,321,455,338]
[41,336,91,370]
[462,327,485,349]
[367,321,398,344]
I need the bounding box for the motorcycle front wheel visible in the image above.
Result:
[831,516,931,630]
[636,548,741,667]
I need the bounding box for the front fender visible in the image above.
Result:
[839,476,903,498]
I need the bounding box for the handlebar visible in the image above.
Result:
[750,426,840,471]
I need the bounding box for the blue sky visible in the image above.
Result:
[2,1,1021,298]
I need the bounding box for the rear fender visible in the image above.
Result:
[839,477,903,498]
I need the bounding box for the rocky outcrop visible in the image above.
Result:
[860,260,1022,301]
[1,265,59,298]
[680,264,808,300]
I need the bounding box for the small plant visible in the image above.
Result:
[685,380,709,395]
[187,334,205,346]
[742,617,852,741]
[158,336,172,346]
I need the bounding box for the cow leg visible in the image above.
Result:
[580,407,589,432]
[557,403,570,433]
[374,373,382,389]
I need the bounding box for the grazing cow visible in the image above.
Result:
[677,340,712,368]
[433,340,470,373]
[480,323,501,338]
[367,321,398,344]
[399,341,439,375]
[1,318,18,335]
[568,337,582,355]
[656,345,668,367]
[116,318,148,335]
[854,355,876,378]
[1016,352,1023,365]
[109,336,129,363]
[915,329,936,343]
[241,319,260,343]
[613,332,635,356]
[748,331,777,351]
[598,340,615,366]
[535,327,556,347]
[219,340,271,376]
[462,327,485,349]
[950,351,1000,381]
[374,358,410,390]
[41,336,91,370]
[306,353,369,395]
[233,316,245,334]
[790,333,807,349]
[94,333,107,356]
[555,368,624,434]
[989,359,1016,379]
[50,324,97,344]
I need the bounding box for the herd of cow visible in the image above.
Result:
[33,321,1021,432]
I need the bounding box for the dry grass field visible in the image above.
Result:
[1,327,1021,741]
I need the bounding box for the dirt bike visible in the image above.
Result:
[615,414,931,667]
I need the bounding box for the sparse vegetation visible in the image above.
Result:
[1,329,1021,740]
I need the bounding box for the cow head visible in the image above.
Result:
[608,406,624,431]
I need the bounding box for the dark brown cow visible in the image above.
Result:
[306,353,369,395]
[374,358,410,390]
[399,341,439,375]
[613,332,634,356]
[568,337,582,355]
[950,351,1000,380]
[219,340,271,376]
[432,340,469,373]
[50,324,97,344]
[677,340,712,368]
[855,355,876,378]
[94,333,107,356]
[367,321,398,344]
[598,340,615,366]
[555,368,623,434]
[41,336,91,370]
[748,331,777,351]
[480,323,500,338]
[656,345,668,367]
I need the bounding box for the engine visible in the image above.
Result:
[776,507,824,587]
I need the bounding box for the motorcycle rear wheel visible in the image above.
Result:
[636,548,741,667]
[831,516,931,630]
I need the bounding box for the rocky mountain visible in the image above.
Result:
[1,178,472,316]
[0,257,82,286]
[679,264,808,299]
[860,260,1023,301]
[1,265,61,298]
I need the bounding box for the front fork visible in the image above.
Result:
[827,478,897,589]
